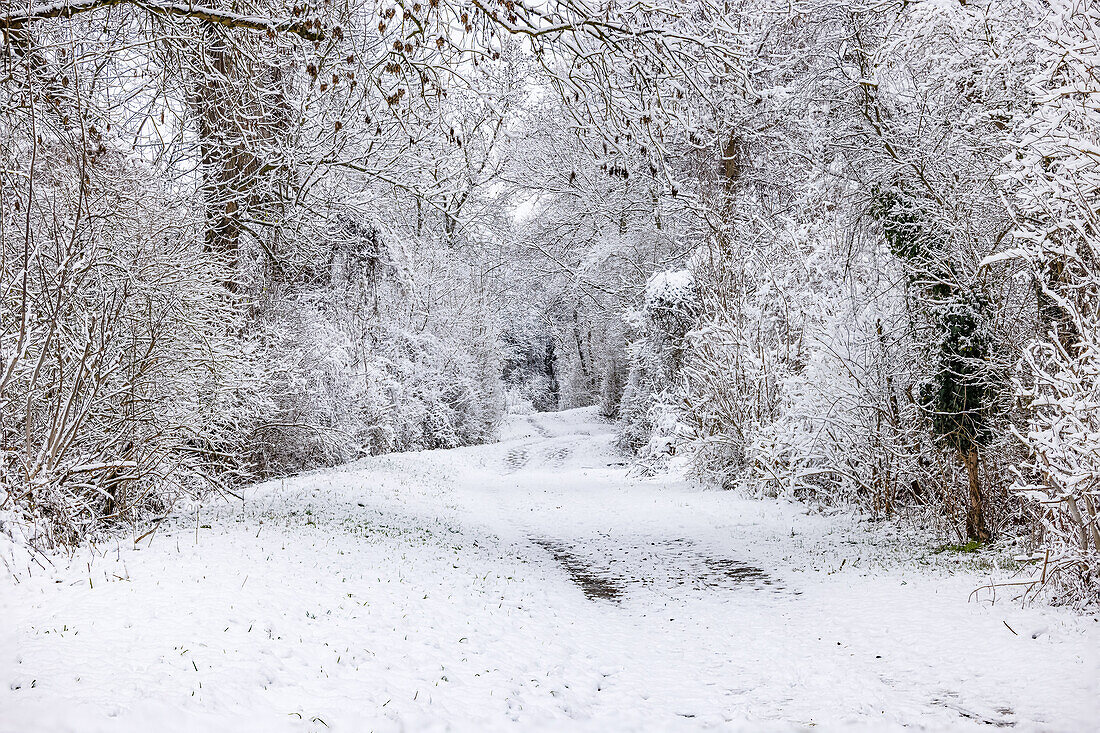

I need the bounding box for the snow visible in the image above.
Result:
[644,269,696,311]
[1,407,1098,732]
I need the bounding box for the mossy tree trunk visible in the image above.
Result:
[963,447,990,542]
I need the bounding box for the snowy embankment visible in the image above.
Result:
[1,407,1097,732]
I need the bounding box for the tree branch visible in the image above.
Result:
[1,0,326,42]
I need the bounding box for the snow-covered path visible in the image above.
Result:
[2,408,1098,732]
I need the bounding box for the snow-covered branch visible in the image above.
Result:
[0,0,327,41]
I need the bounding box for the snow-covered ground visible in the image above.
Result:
[1,408,1097,732]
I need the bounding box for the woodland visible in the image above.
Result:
[1,0,1099,607]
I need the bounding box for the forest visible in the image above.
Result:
[3,0,1100,726]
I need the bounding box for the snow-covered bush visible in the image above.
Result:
[243,303,362,476]
[1015,330,1100,601]
[759,301,936,515]
[1006,0,1100,601]
[668,206,822,493]
[358,328,502,454]
[0,141,237,546]
[641,270,701,352]
[226,230,505,473]
[618,270,700,459]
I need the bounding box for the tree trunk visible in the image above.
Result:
[198,29,243,280]
[964,448,990,542]
[572,309,591,384]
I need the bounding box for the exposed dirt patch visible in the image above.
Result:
[530,537,625,602]
[505,447,529,472]
[530,536,786,602]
